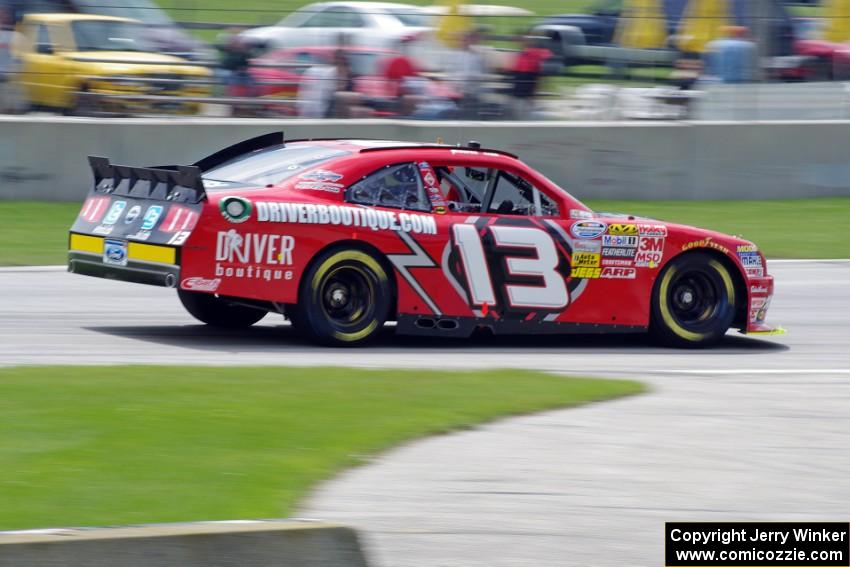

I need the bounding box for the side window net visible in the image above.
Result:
[346,163,429,212]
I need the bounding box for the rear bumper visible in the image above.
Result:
[68,233,180,288]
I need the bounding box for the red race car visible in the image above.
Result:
[68,133,780,347]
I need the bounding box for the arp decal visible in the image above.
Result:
[601,267,636,279]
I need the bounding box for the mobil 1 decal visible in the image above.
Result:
[445,217,585,320]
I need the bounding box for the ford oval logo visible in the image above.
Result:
[571,220,607,239]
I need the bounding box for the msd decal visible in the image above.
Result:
[635,236,665,268]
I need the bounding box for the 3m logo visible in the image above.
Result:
[80,196,110,223]
[639,237,664,252]
[161,206,199,233]
[607,224,638,236]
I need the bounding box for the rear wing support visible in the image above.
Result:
[88,156,206,204]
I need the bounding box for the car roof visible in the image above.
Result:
[312,1,429,12]
[290,139,518,159]
[22,13,135,24]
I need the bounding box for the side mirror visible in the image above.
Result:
[36,43,53,55]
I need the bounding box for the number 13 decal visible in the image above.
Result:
[452,223,570,310]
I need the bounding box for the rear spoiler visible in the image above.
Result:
[88,156,206,204]
[87,132,286,204]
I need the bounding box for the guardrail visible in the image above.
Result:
[2,117,850,202]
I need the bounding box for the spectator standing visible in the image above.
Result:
[510,34,552,119]
[703,26,758,84]
[381,37,427,116]
[218,27,258,99]
[450,30,486,119]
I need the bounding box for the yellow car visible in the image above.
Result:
[14,13,212,114]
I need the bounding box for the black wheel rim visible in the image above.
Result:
[667,269,722,330]
[319,264,376,332]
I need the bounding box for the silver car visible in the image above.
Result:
[240,2,435,56]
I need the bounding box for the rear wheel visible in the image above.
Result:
[650,252,737,348]
[294,248,392,346]
[178,289,267,328]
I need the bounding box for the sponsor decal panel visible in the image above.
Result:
[418,161,447,214]
[80,196,110,223]
[638,223,667,237]
[571,220,607,239]
[570,209,593,220]
[123,205,141,225]
[299,169,343,183]
[571,266,601,279]
[182,277,221,292]
[215,229,295,282]
[635,236,665,268]
[602,246,637,259]
[600,267,636,279]
[103,201,126,226]
[572,252,600,268]
[140,205,165,231]
[750,284,769,294]
[602,235,638,247]
[103,238,127,266]
[161,205,198,233]
[607,223,638,236]
[293,181,343,193]
[602,258,634,267]
[573,239,602,253]
[255,201,438,235]
[737,244,758,253]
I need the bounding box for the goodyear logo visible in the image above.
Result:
[572,252,600,268]
[572,266,601,279]
[607,224,638,236]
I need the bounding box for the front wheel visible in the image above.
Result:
[178,289,267,328]
[650,252,737,348]
[294,248,392,346]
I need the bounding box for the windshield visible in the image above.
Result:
[385,8,432,27]
[72,20,153,52]
[74,0,173,26]
[203,145,351,187]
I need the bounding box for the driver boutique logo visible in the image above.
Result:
[214,229,295,282]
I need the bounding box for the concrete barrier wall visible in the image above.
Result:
[2,116,850,202]
[0,520,370,567]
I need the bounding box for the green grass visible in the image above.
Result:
[1,198,846,266]
[0,365,641,530]
[585,198,850,259]
[0,201,79,266]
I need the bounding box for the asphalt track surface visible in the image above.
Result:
[2,260,849,566]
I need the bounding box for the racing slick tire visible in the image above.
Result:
[177,289,267,328]
[650,252,737,348]
[295,248,392,346]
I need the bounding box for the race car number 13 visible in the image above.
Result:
[453,224,569,310]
